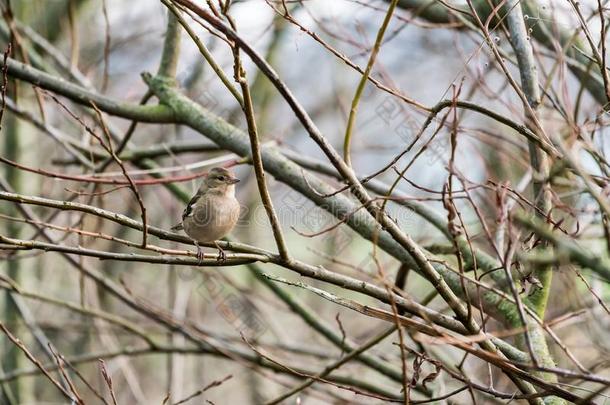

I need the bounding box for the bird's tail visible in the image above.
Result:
[170,223,184,231]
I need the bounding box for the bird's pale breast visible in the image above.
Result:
[183,194,240,243]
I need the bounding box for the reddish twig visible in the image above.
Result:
[99,359,119,405]
[171,374,233,405]
[0,42,10,130]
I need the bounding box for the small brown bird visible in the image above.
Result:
[171,167,241,261]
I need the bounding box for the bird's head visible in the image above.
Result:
[201,167,240,194]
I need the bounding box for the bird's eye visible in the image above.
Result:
[218,176,225,181]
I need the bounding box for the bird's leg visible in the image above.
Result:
[214,241,226,263]
[194,241,205,264]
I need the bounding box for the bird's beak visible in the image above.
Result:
[227,177,240,184]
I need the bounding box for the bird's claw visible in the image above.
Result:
[195,243,204,264]
[214,241,227,263]
[216,248,226,263]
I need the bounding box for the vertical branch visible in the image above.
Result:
[568,0,610,104]
[1,95,28,404]
[67,0,79,70]
[0,43,10,130]
[343,0,399,166]
[444,82,472,323]
[89,102,148,247]
[157,10,182,78]
[596,0,608,103]
[160,0,243,106]
[100,0,111,92]
[502,1,564,403]
[1,2,46,123]
[504,0,552,318]
[229,21,290,261]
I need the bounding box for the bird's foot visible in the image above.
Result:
[214,241,227,263]
[195,242,205,264]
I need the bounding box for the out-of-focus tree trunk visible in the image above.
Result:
[1,108,34,404]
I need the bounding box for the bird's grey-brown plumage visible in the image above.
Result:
[172,167,240,260]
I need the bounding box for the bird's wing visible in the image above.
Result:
[182,192,202,220]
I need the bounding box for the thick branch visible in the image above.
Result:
[0,57,175,122]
